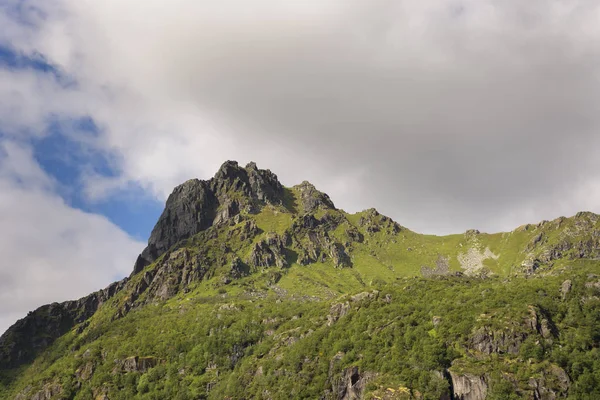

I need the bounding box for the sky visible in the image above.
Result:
[1,0,600,334]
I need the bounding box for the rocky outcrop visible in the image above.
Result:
[75,361,94,381]
[328,242,352,268]
[334,366,375,400]
[469,306,557,356]
[470,326,527,355]
[560,280,572,300]
[293,181,336,213]
[14,382,62,400]
[248,234,288,269]
[326,353,375,400]
[527,364,570,400]
[0,279,127,369]
[327,302,351,326]
[142,248,209,301]
[227,257,250,281]
[358,209,401,235]
[136,161,285,271]
[290,216,352,268]
[327,291,379,326]
[449,371,488,400]
[113,356,158,373]
[519,213,600,272]
[525,305,557,341]
[137,178,216,271]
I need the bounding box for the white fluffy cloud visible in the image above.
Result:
[0,141,143,334]
[1,1,600,332]
[3,0,597,233]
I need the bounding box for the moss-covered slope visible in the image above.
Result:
[1,161,599,400]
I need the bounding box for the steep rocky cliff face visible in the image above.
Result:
[136,160,285,272]
[0,279,126,369]
[449,372,488,400]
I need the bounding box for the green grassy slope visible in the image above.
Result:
[1,185,600,399]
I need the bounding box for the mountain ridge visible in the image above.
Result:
[1,161,599,400]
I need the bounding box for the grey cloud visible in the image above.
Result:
[149,2,600,232]
[4,0,600,234]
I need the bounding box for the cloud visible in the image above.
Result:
[0,141,143,334]
[1,0,600,239]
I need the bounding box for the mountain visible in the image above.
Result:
[1,161,599,400]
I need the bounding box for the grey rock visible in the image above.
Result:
[525,305,558,340]
[136,161,284,270]
[248,234,288,269]
[327,302,350,326]
[15,382,62,400]
[335,366,375,400]
[0,278,127,369]
[449,371,487,400]
[560,280,572,300]
[358,208,401,235]
[328,242,352,268]
[139,179,216,269]
[75,361,94,381]
[114,356,158,373]
[293,181,336,213]
[527,364,570,400]
[470,326,527,355]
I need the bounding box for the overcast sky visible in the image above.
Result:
[1,0,600,334]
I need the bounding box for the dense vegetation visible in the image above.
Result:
[1,162,599,399]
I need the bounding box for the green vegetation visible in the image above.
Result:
[2,182,600,399]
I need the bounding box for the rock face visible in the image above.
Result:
[137,178,217,270]
[335,366,374,400]
[290,213,352,268]
[560,280,572,300]
[470,326,526,355]
[15,382,62,400]
[449,372,488,400]
[468,305,557,356]
[358,208,401,235]
[136,161,285,271]
[527,364,570,400]
[326,354,375,400]
[116,356,158,373]
[293,181,336,213]
[248,234,288,269]
[0,279,126,369]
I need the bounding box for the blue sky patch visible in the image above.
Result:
[33,126,163,241]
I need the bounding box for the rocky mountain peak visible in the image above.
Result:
[293,180,336,213]
[135,161,284,273]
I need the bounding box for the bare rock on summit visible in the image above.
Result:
[293,181,336,214]
[139,179,217,269]
[136,161,285,271]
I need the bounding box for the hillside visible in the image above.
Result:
[1,161,599,400]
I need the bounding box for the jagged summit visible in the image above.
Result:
[292,180,336,213]
[135,161,285,272]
